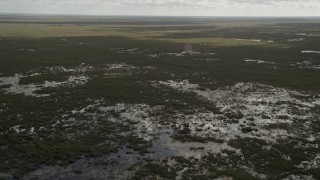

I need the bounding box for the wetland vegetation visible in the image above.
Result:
[0,15,320,179]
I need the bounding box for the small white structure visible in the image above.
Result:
[184,44,193,54]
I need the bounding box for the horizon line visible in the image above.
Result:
[1,12,320,18]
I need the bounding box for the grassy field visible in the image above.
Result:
[0,15,320,179]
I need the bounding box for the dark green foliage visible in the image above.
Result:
[133,164,177,179]
[0,16,319,179]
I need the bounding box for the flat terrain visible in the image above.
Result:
[0,15,320,179]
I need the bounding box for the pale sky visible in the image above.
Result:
[1,0,320,16]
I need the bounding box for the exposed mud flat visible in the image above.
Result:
[292,61,320,70]
[31,63,147,75]
[103,63,154,78]
[23,101,237,179]
[288,38,306,42]
[0,63,153,97]
[235,38,262,42]
[109,47,217,58]
[22,80,320,179]
[0,74,89,97]
[155,80,319,140]
[148,51,216,58]
[110,48,140,54]
[302,50,320,54]
[194,58,219,61]
[244,58,320,70]
[17,48,36,52]
[296,33,320,37]
[244,59,276,65]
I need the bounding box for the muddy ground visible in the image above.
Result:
[0,16,320,179]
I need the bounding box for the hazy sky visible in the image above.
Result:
[1,0,320,16]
